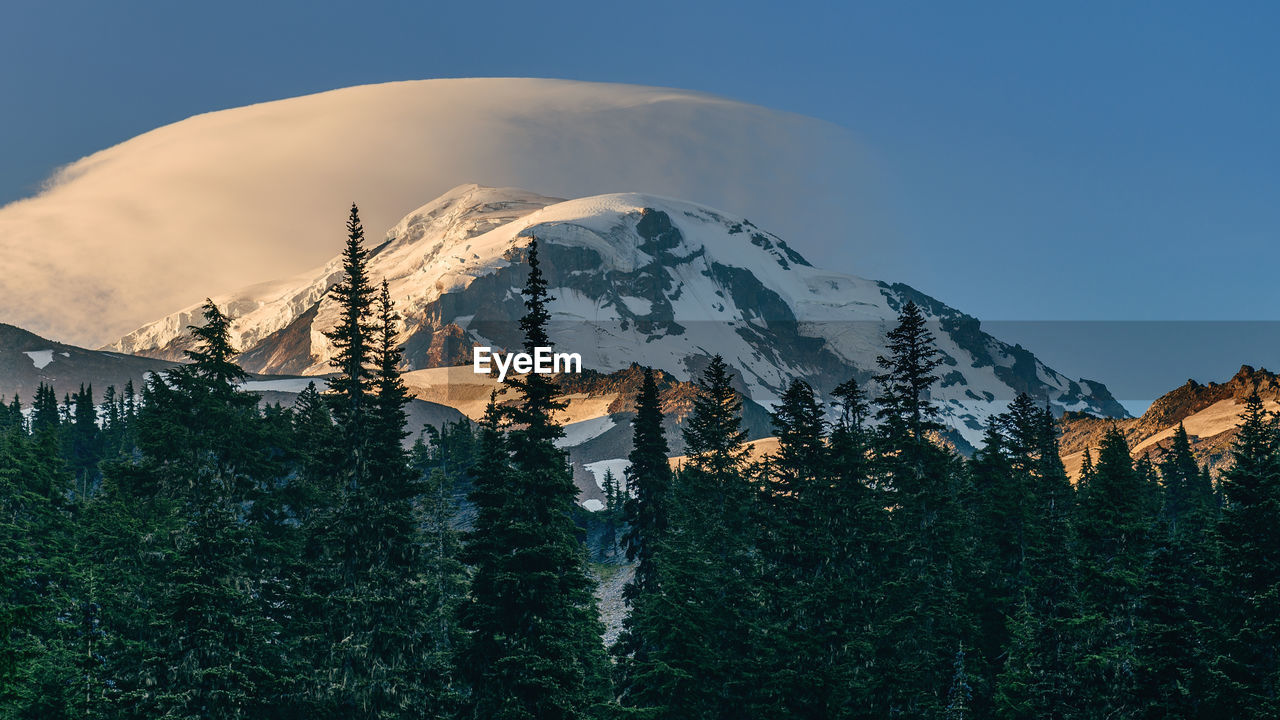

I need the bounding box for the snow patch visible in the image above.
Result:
[23,350,55,369]
[618,295,651,315]
[584,458,630,491]
[241,378,328,393]
[582,499,605,512]
[555,415,616,448]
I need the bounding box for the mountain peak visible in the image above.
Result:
[380,184,563,253]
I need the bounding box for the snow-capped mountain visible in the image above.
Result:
[0,78,858,349]
[111,184,1126,448]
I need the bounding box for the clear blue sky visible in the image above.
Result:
[3,1,1278,404]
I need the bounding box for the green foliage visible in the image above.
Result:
[1068,427,1155,718]
[873,299,944,439]
[989,399,1081,719]
[626,355,759,719]
[313,222,434,719]
[1214,393,1280,718]
[613,366,674,712]
[7,214,1280,719]
[870,305,980,719]
[324,203,377,484]
[457,236,610,720]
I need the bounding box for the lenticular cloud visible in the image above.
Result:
[0,78,868,347]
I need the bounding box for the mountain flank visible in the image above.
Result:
[1059,364,1280,478]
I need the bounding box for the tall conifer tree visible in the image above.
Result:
[620,367,671,595]
[613,366,676,712]
[1214,393,1280,718]
[1069,427,1154,718]
[136,300,278,719]
[992,401,1081,718]
[411,431,467,718]
[752,378,844,717]
[325,203,377,487]
[457,236,609,719]
[320,264,430,717]
[628,355,757,719]
[1135,424,1217,718]
[871,302,979,718]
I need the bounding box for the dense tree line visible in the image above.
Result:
[3,207,1279,718]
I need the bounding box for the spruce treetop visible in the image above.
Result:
[874,300,944,438]
[184,299,247,389]
[683,355,748,468]
[833,377,869,431]
[506,235,567,439]
[621,366,672,592]
[324,202,377,411]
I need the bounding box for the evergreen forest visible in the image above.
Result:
[3,206,1278,719]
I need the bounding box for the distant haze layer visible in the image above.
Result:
[0,78,873,347]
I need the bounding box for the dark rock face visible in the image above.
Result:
[237,304,321,375]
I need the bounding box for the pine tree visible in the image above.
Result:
[612,366,675,712]
[1157,424,1215,534]
[99,384,137,461]
[593,469,620,561]
[1135,429,1217,719]
[1070,426,1154,718]
[76,428,176,718]
[823,377,883,712]
[617,368,671,596]
[1078,446,1096,490]
[120,299,281,719]
[874,300,944,440]
[992,402,1081,718]
[1214,393,1280,718]
[945,647,974,720]
[969,419,1024,678]
[625,355,758,719]
[66,383,102,499]
[185,300,248,388]
[0,411,75,717]
[324,203,377,487]
[321,277,431,718]
[32,383,60,435]
[457,396,512,706]
[411,431,468,717]
[457,236,610,719]
[289,381,342,524]
[871,303,980,718]
[279,381,343,717]
[750,378,838,717]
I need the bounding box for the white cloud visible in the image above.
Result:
[0,78,873,347]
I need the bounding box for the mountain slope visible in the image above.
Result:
[0,323,173,402]
[1059,365,1280,478]
[113,184,1126,450]
[0,322,466,442]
